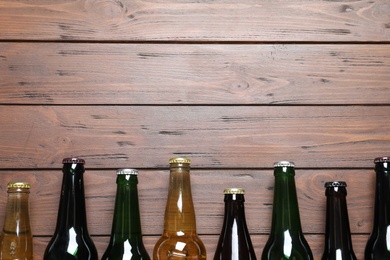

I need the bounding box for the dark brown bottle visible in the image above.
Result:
[44,158,98,260]
[365,156,390,260]
[322,181,357,260]
[214,188,256,260]
[0,182,33,260]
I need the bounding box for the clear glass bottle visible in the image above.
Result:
[365,156,390,260]
[214,188,256,260]
[102,169,150,260]
[153,157,206,260]
[322,181,357,260]
[261,161,313,260]
[0,182,33,260]
[44,157,98,260]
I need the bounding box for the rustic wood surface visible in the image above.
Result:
[1,43,390,105]
[1,0,389,259]
[0,0,389,42]
[0,106,388,168]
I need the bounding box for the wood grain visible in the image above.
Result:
[1,43,390,105]
[0,169,376,236]
[0,105,388,168]
[0,0,389,42]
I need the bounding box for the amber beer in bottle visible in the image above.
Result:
[153,157,206,260]
[0,182,33,260]
[214,188,256,260]
[322,181,357,260]
[261,161,313,260]
[365,156,390,259]
[102,169,150,260]
[44,158,98,260]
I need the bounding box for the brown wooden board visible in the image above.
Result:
[1,43,390,105]
[0,105,388,168]
[0,0,389,42]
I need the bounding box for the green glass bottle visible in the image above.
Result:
[102,169,150,260]
[261,161,313,260]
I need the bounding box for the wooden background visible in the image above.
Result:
[0,0,390,259]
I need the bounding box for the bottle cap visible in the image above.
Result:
[224,188,245,194]
[324,181,347,188]
[374,157,390,163]
[7,182,31,189]
[62,158,85,164]
[169,157,191,164]
[273,161,295,167]
[116,169,138,175]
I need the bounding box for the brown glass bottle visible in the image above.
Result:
[153,158,206,260]
[44,158,98,260]
[0,182,33,260]
[214,188,256,260]
[365,156,390,260]
[322,181,357,260]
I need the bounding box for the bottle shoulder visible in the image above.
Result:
[262,233,313,260]
[153,233,206,260]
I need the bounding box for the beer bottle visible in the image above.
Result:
[153,157,206,260]
[365,156,390,260]
[322,181,357,260]
[0,182,33,260]
[44,158,98,260]
[102,169,150,260]
[214,188,256,260]
[261,161,313,260]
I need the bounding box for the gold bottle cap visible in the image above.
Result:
[273,161,295,167]
[7,182,31,189]
[116,168,138,175]
[224,188,245,194]
[169,157,191,164]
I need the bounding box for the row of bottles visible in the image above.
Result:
[0,156,389,259]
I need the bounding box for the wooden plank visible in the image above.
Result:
[1,43,390,105]
[0,0,389,42]
[0,105,388,168]
[33,234,368,260]
[0,169,376,236]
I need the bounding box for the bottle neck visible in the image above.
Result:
[109,174,143,242]
[270,167,303,235]
[221,194,250,235]
[373,163,390,230]
[55,163,88,232]
[2,189,31,233]
[324,187,355,254]
[164,164,197,233]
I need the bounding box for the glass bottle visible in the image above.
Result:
[214,188,256,260]
[365,156,390,260]
[44,157,98,260]
[261,161,313,260]
[153,157,206,260]
[102,169,150,260]
[322,181,357,260]
[0,182,33,260]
